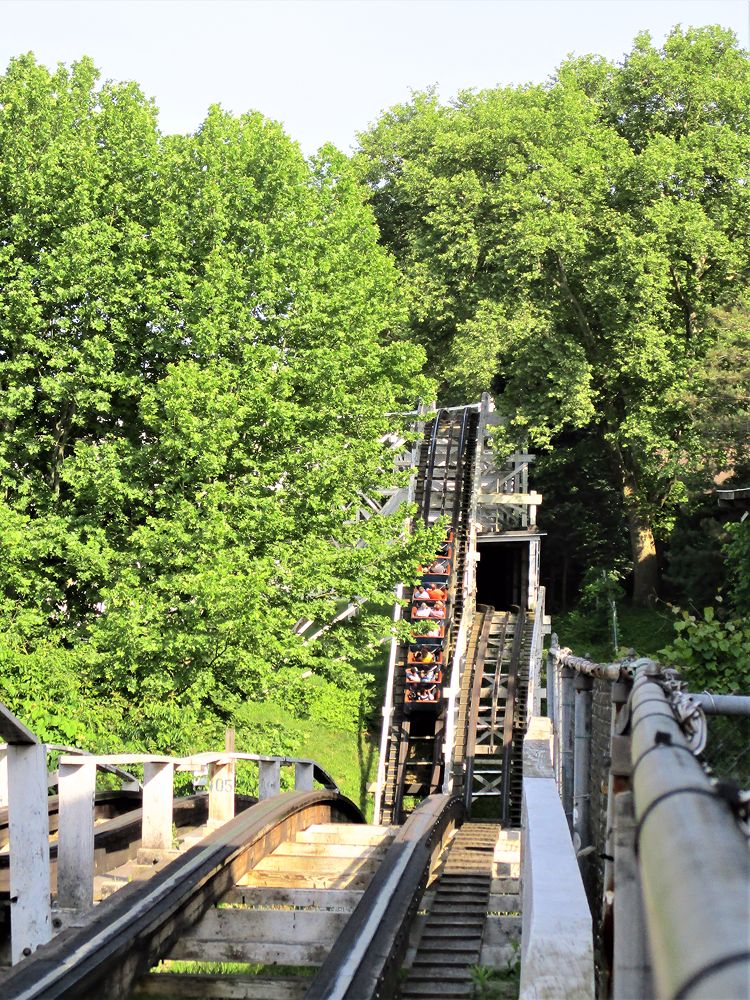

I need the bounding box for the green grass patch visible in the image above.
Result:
[235,700,379,821]
[552,602,675,662]
[153,959,314,976]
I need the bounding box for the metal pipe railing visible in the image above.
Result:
[630,669,750,1000]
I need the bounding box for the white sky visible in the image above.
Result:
[0,0,747,154]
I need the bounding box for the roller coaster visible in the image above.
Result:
[0,395,543,999]
[3,395,746,1000]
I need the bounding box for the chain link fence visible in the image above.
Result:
[701,714,750,788]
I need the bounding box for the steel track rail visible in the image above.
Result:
[0,790,363,1000]
[307,793,464,1000]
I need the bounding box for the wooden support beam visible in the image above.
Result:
[208,759,235,827]
[259,759,281,799]
[295,761,314,792]
[142,761,174,851]
[479,491,543,506]
[57,758,96,912]
[8,742,52,963]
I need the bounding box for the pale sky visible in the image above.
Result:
[0,0,747,154]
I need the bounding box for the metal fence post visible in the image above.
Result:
[573,672,593,852]
[613,791,653,1000]
[560,665,575,830]
[602,679,631,920]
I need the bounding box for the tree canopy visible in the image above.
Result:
[357,26,750,604]
[0,55,435,754]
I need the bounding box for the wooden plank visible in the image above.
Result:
[168,937,330,966]
[179,906,347,946]
[8,742,51,962]
[238,869,374,891]
[0,790,364,999]
[142,762,174,851]
[133,973,309,999]
[57,758,96,912]
[267,842,384,859]
[250,854,379,876]
[479,492,543,505]
[258,759,281,800]
[223,886,363,910]
[296,824,392,845]
[487,894,521,913]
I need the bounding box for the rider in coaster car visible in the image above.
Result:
[414,584,431,601]
[430,601,446,619]
[414,602,432,618]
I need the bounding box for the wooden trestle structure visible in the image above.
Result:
[0,395,547,1000]
[375,396,546,828]
[2,397,747,1000]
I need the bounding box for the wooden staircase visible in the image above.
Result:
[399,822,521,998]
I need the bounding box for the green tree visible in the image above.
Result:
[0,56,434,751]
[358,26,750,604]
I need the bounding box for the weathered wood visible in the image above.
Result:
[169,937,330,966]
[133,973,309,999]
[294,761,314,792]
[0,745,8,808]
[142,761,175,851]
[0,790,364,999]
[263,841,384,858]
[238,868,374,891]
[0,703,39,745]
[57,758,96,912]
[208,759,235,827]
[258,759,281,800]
[175,905,348,946]
[249,853,379,876]
[480,492,543,506]
[223,886,363,910]
[295,823,392,845]
[8,742,52,963]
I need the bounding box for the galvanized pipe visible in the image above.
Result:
[630,670,750,1000]
[693,692,750,717]
[573,672,593,852]
[612,791,653,1000]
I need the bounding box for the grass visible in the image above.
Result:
[153,960,314,976]
[236,697,379,822]
[551,601,676,663]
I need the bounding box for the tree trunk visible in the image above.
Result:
[622,470,658,606]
